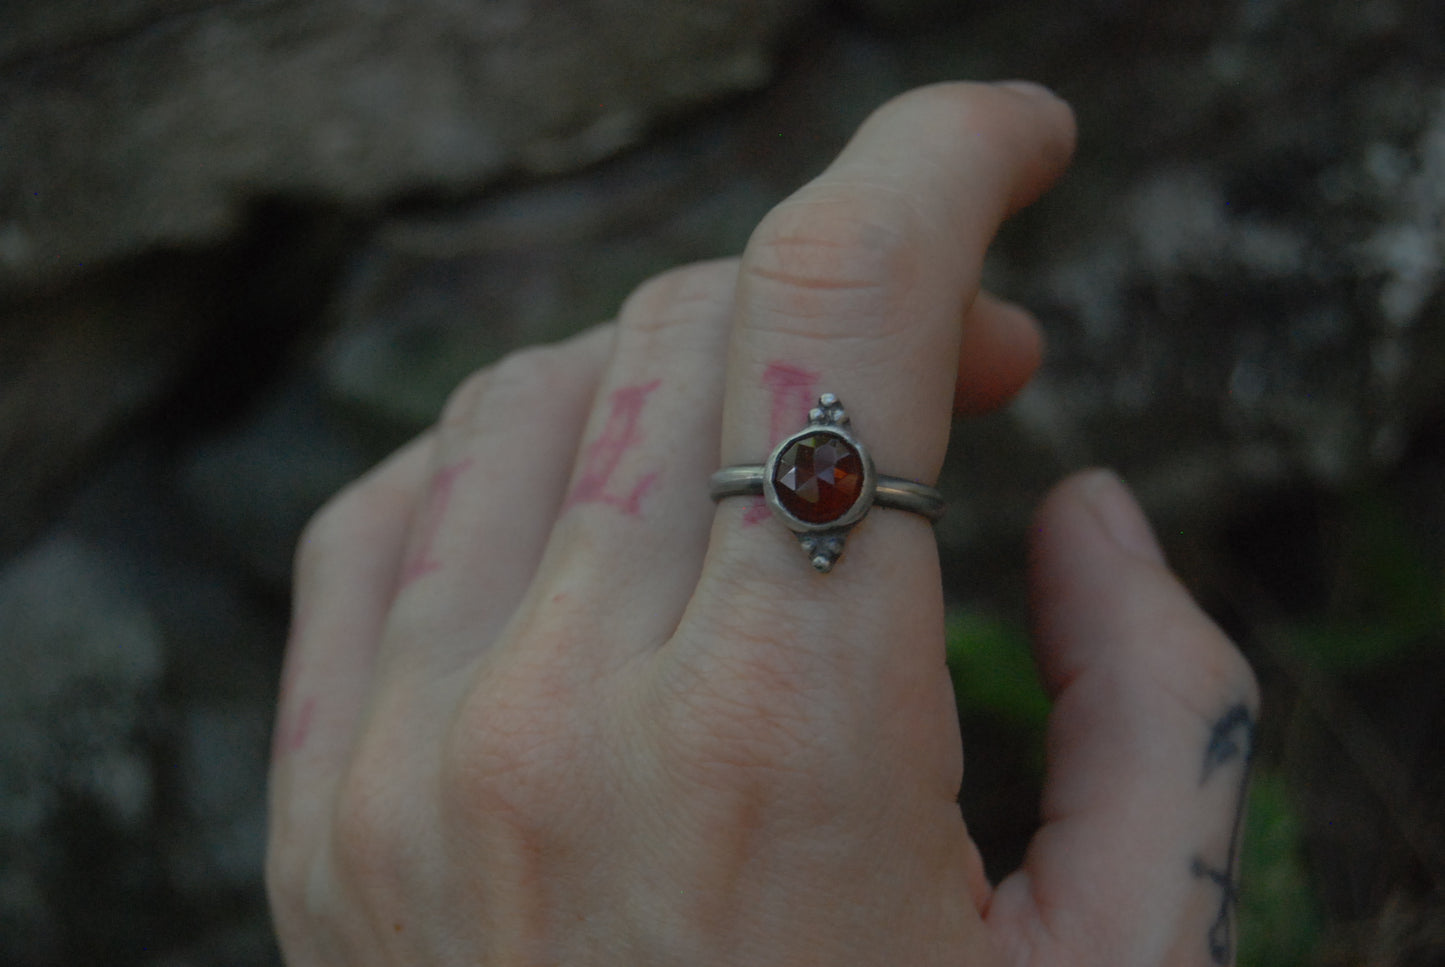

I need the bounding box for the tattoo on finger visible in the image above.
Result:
[1192,702,1257,965]
[400,458,474,587]
[565,380,662,515]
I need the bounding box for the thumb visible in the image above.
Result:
[986,470,1260,967]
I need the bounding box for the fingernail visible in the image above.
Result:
[995,80,1066,104]
[1077,469,1166,566]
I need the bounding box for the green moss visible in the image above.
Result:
[1292,490,1443,672]
[1237,770,1321,967]
[944,610,1051,733]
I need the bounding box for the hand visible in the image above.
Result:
[266,82,1259,966]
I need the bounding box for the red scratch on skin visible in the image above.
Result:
[744,362,820,525]
[741,501,776,526]
[274,695,316,757]
[400,458,474,587]
[565,380,662,515]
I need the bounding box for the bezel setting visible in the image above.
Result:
[760,393,877,571]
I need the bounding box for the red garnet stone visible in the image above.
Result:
[772,431,864,525]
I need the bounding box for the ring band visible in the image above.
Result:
[709,393,945,572]
[708,468,945,521]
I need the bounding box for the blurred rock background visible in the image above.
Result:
[2,0,1443,963]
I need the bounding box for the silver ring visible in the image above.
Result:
[709,393,945,572]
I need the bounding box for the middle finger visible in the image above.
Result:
[514,259,739,666]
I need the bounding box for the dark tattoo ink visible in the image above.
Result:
[1201,703,1256,785]
[400,458,474,587]
[1192,702,1257,965]
[744,362,820,525]
[566,380,661,515]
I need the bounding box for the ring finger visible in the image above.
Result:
[704,81,1075,599]
[679,79,1076,765]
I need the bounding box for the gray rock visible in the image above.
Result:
[0,534,164,965]
[320,26,906,429]
[321,135,787,428]
[180,378,377,588]
[0,257,230,558]
[837,0,975,28]
[0,0,816,292]
[32,448,289,964]
[0,535,163,837]
[166,702,272,896]
[914,0,1445,544]
[0,1,214,63]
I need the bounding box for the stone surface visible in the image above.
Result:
[912,0,1445,549]
[0,535,165,966]
[0,205,359,562]
[0,1,214,63]
[318,25,904,431]
[0,257,225,558]
[317,98,832,429]
[180,378,376,589]
[0,0,816,293]
[26,447,287,966]
[773,432,865,524]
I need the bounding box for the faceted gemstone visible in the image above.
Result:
[772,431,863,524]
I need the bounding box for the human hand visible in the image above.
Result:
[267,82,1259,966]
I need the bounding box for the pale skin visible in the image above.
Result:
[267,82,1260,966]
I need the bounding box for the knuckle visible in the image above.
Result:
[330,749,412,886]
[299,484,366,545]
[263,831,307,921]
[660,620,833,787]
[293,503,341,583]
[1195,628,1260,711]
[1152,601,1261,719]
[293,477,390,581]
[440,662,582,832]
[738,186,936,342]
[264,836,329,959]
[436,366,493,437]
[489,344,562,397]
[682,691,814,781]
[617,259,736,337]
[437,344,573,438]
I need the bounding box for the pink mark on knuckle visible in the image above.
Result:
[400,458,474,587]
[742,499,771,525]
[761,362,820,444]
[565,380,663,516]
[742,362,820,527]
